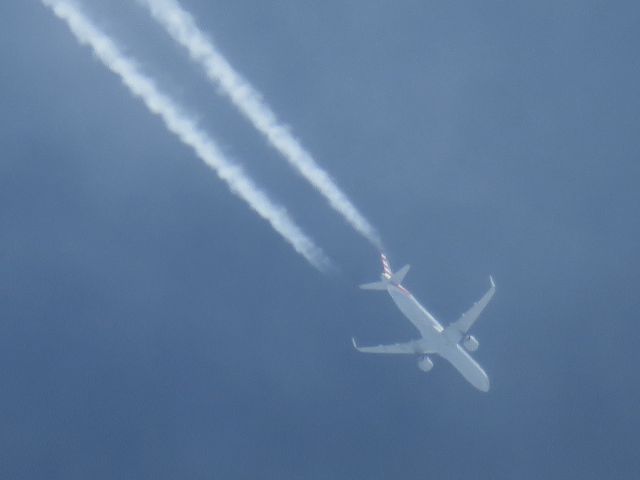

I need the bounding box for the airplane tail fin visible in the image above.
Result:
[359,253,411,290]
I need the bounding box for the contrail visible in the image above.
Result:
[138,0,383,250]
[42,0,331,272]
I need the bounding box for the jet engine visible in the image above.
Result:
[462,335,479,352]
[417,355,434,372]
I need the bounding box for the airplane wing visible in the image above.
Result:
[447,276,496,336]
[351,337,421,354]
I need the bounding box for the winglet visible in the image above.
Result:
[351,337,359,350]
[489,275,495,288]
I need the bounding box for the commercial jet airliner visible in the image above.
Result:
[354,253,495,392]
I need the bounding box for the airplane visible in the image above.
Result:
[353,253,495,392]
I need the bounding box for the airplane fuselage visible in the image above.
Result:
[387,284,490,392]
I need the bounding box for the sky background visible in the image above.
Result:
[1,1,639,478]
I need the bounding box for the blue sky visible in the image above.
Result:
[1,1,639,478]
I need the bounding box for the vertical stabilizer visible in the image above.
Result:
[381,253,393,279]
[360,253,410,290]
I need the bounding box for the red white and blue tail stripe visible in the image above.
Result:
[360,253,411,292]
[381,253,392,279]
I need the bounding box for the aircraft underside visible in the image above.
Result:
[355,253,495,392]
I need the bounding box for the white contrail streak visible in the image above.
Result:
[139,0,383,250]
[42,0,331,272]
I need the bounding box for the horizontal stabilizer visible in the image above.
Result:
[391,264,410,285]
[352,337,421,354]
[359,281,388,291]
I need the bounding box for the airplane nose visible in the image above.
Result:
[479,375,490,392]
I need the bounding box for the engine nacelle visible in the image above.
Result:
[462,335,479,352]
[417,355,434,372]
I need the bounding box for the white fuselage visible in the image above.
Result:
[387,284,490,392]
